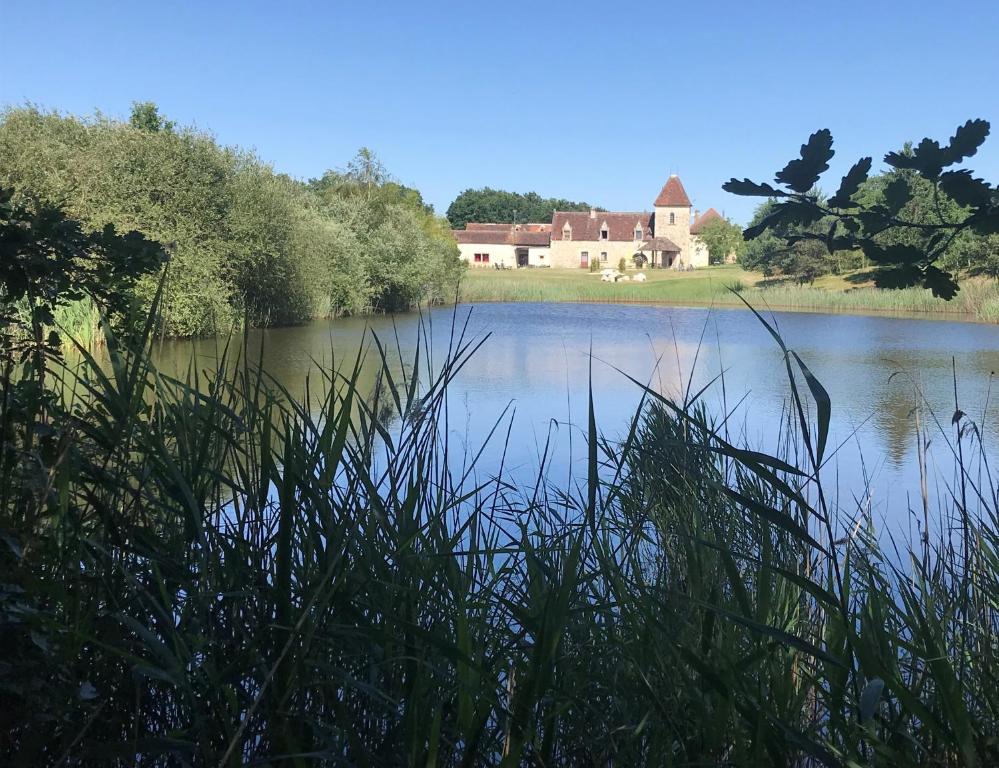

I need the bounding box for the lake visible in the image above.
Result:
[156,302,999,533]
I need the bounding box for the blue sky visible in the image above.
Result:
[2,0,997,223]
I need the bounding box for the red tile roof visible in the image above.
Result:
[638,237,681,253]
[452,226,551,246]
[689,208,723,234]
[465,222,551,232]
[551,211,653,242]
[510,231,551,246]
[654,175,691,207]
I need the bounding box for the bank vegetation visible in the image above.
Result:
[0,104,464,339]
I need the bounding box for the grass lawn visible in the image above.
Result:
[456,265,999,322]
[458,264,758,305]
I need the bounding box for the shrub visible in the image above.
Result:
[0,105,463,336]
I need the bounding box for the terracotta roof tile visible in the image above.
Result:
[464,222,551,232]
[638,237,680,253]
[451,226,551,246]
[654,175,691,207]
[690,208,723,234]
[551,211,653,242]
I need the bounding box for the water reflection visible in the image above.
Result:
[152,303,999,527]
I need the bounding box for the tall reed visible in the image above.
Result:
[2,301,997,766]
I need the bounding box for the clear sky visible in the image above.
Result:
[2,0,997,223]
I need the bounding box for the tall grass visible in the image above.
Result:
[457,268,745,305]
[457,268,999,322]
[737,280,999,320]
[52,298,102,349]
[3,300,999,766]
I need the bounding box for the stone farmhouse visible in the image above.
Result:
[453,175,727,269]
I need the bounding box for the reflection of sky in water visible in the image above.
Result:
[157,303,999,533]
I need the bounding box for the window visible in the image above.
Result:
[600,226,609,240]
[580,251,589,267]
[669,212,675,225]
[482,253,490,263]
[600,252,608,262]
[635,227,642,240]
[473,253,482,263]
[563,225,572,241]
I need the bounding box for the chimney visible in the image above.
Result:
[589,208,596,219]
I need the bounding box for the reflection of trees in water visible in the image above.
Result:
[871,367,922,468]
[870,354,999,478]
[153,320,411,416]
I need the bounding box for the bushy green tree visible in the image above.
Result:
[446,188,597,229]
[697,216,744,265]
[128,101,175,133]
[963,233,999,280]
[738,199,837,282]
[0,106,463,336]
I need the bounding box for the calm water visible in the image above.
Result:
[156,303,999,531]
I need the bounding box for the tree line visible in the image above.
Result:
[0,104,464,337]
[446,187,598,229]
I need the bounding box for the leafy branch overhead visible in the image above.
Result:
[724,120,998,299]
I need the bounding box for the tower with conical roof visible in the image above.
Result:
[654,175,692,265]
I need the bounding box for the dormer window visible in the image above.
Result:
[669,212,675,225]
[599,224,609,241]
[634,226,643,240]
[563,224,572,241]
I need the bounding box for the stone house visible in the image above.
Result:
[454,175,725,269]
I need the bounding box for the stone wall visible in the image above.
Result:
[548,238,646,269]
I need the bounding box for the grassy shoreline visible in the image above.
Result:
[456,265,999,323]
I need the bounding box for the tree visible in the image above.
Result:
[0,186,165,383]
[0,108,463,335]
[724,120,998,299]
[344,146,389,198]
[738,199,838,282]
[964,234,999,280]
[697,216,744,265]
[446,188,597,229]
[129,101,174,133]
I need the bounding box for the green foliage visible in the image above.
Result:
[725,120,999,298]
[128,101,175,133]
[0,186,164,382]
[446,187,597,229]
[618,256,628,273]
[964,234,999,279]
[738,199,841,282]
[0,106,463,336]
[697,215,744,265]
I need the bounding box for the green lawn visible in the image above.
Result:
[457,264,755,305]
[456,265,999,322]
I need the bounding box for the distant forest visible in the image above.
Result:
[446,187,600,229]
